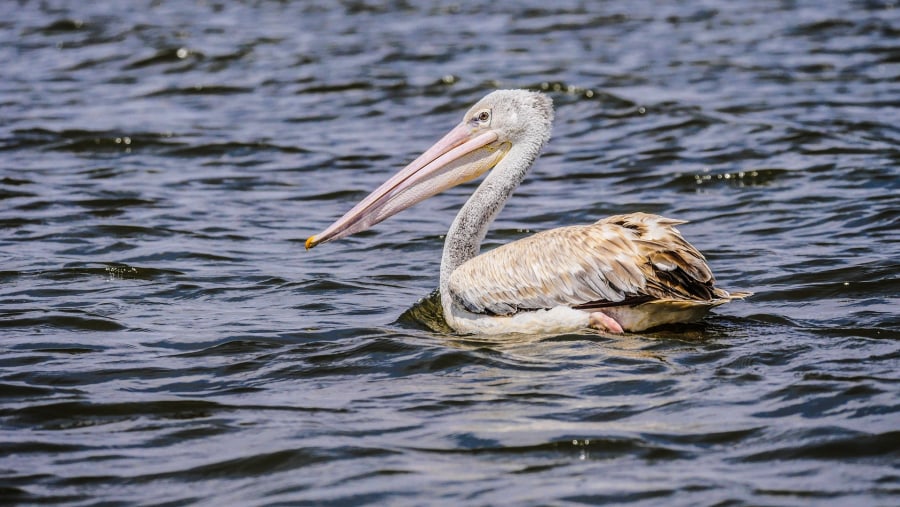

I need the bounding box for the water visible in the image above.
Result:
[2,1,898,505]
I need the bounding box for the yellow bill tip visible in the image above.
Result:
[305,236,317,250]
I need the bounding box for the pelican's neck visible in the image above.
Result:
[439,142,541,297]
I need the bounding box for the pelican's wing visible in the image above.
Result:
[448,212,728,315]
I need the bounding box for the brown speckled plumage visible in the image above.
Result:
[449,212,742,318]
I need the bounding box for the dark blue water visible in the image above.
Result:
[2,1,898,505]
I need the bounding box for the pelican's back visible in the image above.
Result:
[447,212,748,330]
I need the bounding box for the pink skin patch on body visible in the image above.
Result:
[589,311,624,334]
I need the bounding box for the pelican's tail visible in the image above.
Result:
[717,289,753,301]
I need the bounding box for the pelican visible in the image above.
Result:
[306,90,748,334]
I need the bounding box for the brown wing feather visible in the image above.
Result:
[448,212,724,315]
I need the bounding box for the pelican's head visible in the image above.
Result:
[306,89,554,249]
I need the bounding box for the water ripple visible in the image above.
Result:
[1,0,898,505]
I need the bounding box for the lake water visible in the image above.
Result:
[2,1,898,505]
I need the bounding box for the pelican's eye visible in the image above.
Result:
[472,109,491,125]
